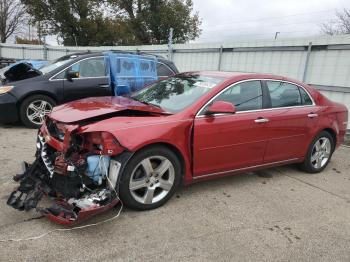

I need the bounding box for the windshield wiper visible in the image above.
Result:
[132,97,161,108]
[131,97,173,115]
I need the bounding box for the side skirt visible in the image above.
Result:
[191,158,300,183]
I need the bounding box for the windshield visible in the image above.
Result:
[0,65,9,78]
[132,74,225,113]
[39,56,75,75]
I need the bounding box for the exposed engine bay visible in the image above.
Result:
[7,128,124,225]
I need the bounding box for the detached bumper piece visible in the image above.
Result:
[7,160,49,211]
[7,141,120,225]
[40,197,119,226]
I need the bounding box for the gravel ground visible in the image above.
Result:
[0,125,349,262]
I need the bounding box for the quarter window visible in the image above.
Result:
[210,80,263,112]
[53,71,65,79]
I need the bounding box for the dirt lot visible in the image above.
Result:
[0,125,349,262]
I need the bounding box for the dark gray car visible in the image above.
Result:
[0,52,179,128]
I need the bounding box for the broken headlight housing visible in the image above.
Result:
[46,119,66,141]
[0,85,14,94]
[75,131,125,156]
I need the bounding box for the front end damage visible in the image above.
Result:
[7,119,128,225]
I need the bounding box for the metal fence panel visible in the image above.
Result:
[1,35,350,124]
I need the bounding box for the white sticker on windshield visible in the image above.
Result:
[194,81,216,89]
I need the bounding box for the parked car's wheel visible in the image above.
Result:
[19,94,56,128]
[300,131,335,173]
[119,146,182,210]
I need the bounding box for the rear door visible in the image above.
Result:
[193,80,269,177]
[62,57,111,102]
[262,80,319,162]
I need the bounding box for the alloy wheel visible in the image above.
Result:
[310,137,331,169]
[129,156,175,205]
[26,100,53,125]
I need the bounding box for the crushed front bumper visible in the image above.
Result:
[7,132,123,226]
[7,158,120,225]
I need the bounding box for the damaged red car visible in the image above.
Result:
[7,72,348,225]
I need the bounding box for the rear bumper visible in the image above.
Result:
[0,93,18,123]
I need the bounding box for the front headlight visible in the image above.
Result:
[0,86,14,94]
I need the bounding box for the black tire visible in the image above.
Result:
[299,131,335,173]
[119,146,182,211]
[19,94,56,128]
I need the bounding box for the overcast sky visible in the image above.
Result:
[192,0,349,42]
[41,0,349,45]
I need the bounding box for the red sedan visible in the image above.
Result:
[8,72,348,224]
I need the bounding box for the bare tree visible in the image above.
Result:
[0,0,26,43]
[321,9,350,35]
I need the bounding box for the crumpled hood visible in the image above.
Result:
[1,61,42,83]
[49,96,167,123]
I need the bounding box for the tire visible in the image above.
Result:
[299,131,335,173]
[119,146,182,210]
[19,94,56,128]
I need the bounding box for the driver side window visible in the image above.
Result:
[207,80,263,113]
[67,57,106,78]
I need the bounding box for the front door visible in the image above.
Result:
[193,80,269,177]
[63,57,111,102]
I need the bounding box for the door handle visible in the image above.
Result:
[307,113,318,118]
[99,84,110,89]
[254,117,269,123]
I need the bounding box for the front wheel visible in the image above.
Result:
[119,146,182,210]
[19,95,56,128]
[300,131,335,173]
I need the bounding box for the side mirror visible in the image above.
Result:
[206,101,236,115]
[67,70,80,80]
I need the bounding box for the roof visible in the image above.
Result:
[65,51,179,73]
[68,51,167,60]
[180,71,310,89]
[185,71,301,83]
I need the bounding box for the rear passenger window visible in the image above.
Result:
[213,80,263,112]
[157,63,174,77]
[299,88,313,105]
[267,81,302,108]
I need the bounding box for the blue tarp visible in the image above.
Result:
[104,52,158,96]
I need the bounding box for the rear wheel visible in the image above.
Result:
[119,146,182,210]
[300,131,334,173]
[19,95,56,128]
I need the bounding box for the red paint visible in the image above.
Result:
[43,199,119,226]
[43,72,348,188]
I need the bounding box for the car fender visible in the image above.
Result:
[79,117,195,184]
[16,90,58,106]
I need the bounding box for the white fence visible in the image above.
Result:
[1,35,350,125]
